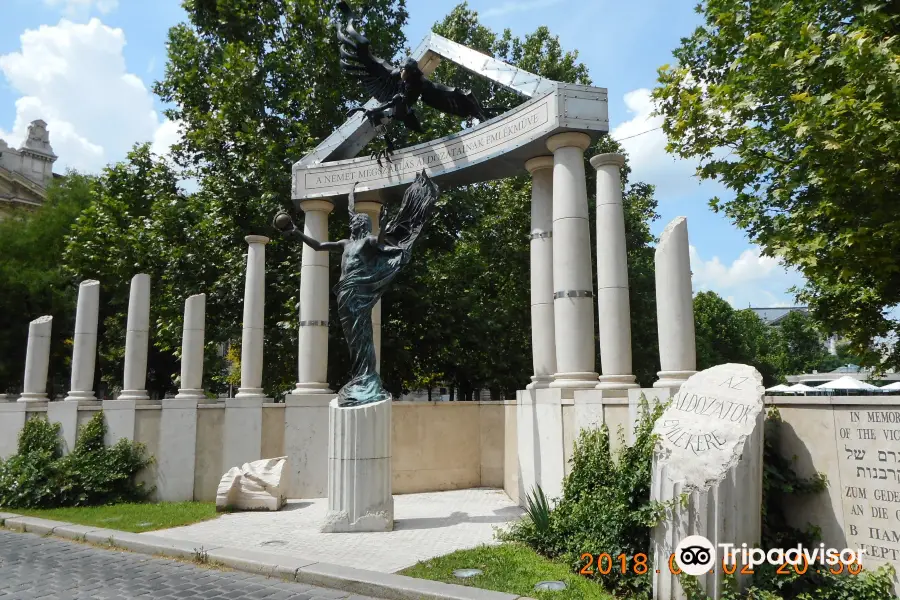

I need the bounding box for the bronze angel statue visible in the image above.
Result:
[337,0,494,164]
[273,171,439,407]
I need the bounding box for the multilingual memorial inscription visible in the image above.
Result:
[835,407,900,569]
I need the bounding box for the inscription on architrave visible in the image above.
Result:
[836,407,900,568]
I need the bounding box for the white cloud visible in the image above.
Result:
[611,88,726,202]
[689,244,806,309]
[150,118,183,157]
[480,0,563,18]
[43,0,119,18]
[0,18,176,174]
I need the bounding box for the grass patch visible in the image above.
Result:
[8,502,219,533]
[400,543,614,600]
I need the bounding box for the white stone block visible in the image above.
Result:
[283,393,332,498]
[516,388,565,504]
[322,398,393,532]
[223,396,265,470]
[0,403,26,459]
[650,364,765,600]
[48,400,80,454]
[157,398,199,501]
[626,387,675,445]
[102,399,137,445]
[216,456,287,511]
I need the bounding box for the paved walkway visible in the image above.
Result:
[0,529,385,600]
[150,488,524,573]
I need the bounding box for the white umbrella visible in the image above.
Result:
[766,384,793,393]
[788,383,818,393]
[815,376,879,391]
[880,381,900,392]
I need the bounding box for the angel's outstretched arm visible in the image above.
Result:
[273,211,345,253]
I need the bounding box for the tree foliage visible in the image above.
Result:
[0,174,94,395]
[654,0,900,372]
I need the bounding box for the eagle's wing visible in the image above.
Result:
[420,78,487,121]
[336,2,401,103]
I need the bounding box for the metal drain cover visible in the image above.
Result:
[534,581,567,591]
[260,540,288,546]
[453,568,483,578]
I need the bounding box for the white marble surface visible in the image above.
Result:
[655,217,697,389]
[283,392,332,498]
[216,456,287,512]
[120,274,150,402]
[47,400,79,454]
[176,294,207,399]
[66,280,100,402]
[149,488,523,573]
[158,398,199,501]
[19,315,52,402]
[238,236,269,398]
[324,398,393,532]
[223,396,264,470]
[516,388,565,503]
[547,132,598,389]
[0,403,26,459]
[526,156,556,389]
[295,200,333,393]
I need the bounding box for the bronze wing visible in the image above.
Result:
[420,78,488,121]
[336,1,401,103]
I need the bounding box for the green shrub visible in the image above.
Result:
[503,396,670,598]
[0,411,152,508]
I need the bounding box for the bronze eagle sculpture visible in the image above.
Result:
[337,0,494,164]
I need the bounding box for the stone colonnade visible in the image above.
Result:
[290,134,696,392]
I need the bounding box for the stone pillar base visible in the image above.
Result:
[596,374,639,391]
[653,371,696,389]
[294,382,333,394]
[17,393,48,404]
[550,371,599,390]
[175,389,217,403]
[526,375,553,390]
[63,390,98,405]
[322,397,393,533]
[117,390,153,404]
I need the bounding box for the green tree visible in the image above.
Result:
[0,173,94,395]
[654,1,900,372]
[774,310,834,377]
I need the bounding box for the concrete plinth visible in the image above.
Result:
[283,392,332,498]
[322,398,393,533]
[223,396,266,470]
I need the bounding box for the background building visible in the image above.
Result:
[0,119,58,218]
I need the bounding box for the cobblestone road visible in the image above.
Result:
[0,529,385,600]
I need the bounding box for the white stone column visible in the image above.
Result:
[65,279,100,403]
[18,315,53,403]
[176,293,210,400]
[119,273,151,402]
[655,217,697,389]
[322,398,393,532]
[356,199,383,373]
[237,236,269,399]
[295,200,334,392]
[591,153,638,391]
[546,133,598,389]
[525,156,556,389]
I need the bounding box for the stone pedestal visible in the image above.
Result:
[119,274,151,402]
[516,388,566,503]
[283,392,332,498]
[525,156,557,389]
[237,236,269,400]
[650,364,765,600]
[0,402,27,459]
[546,133,598,390]
[591,153,638,391]
[654,217,697,389]
[48,401,80,454]
[102,399,138,445]
[322,398,393,532]
[223,396,265,470]
[296,200,334,393]
[18,315,52,403]
[158,398,199,501]
[65,279,100,403]
[176,293,212,401]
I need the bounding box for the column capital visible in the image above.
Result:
[546,132,591,154]
[590,152,626,170]
[244,235,270,245]
[300,199,335,214]
[354,200,382,216]
[525,156,554,174]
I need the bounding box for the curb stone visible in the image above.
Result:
[0,513,532,600]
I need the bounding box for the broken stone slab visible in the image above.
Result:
[650,363,765,600]
[216,456,287,512]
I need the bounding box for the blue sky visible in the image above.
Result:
[0,0,805,308]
